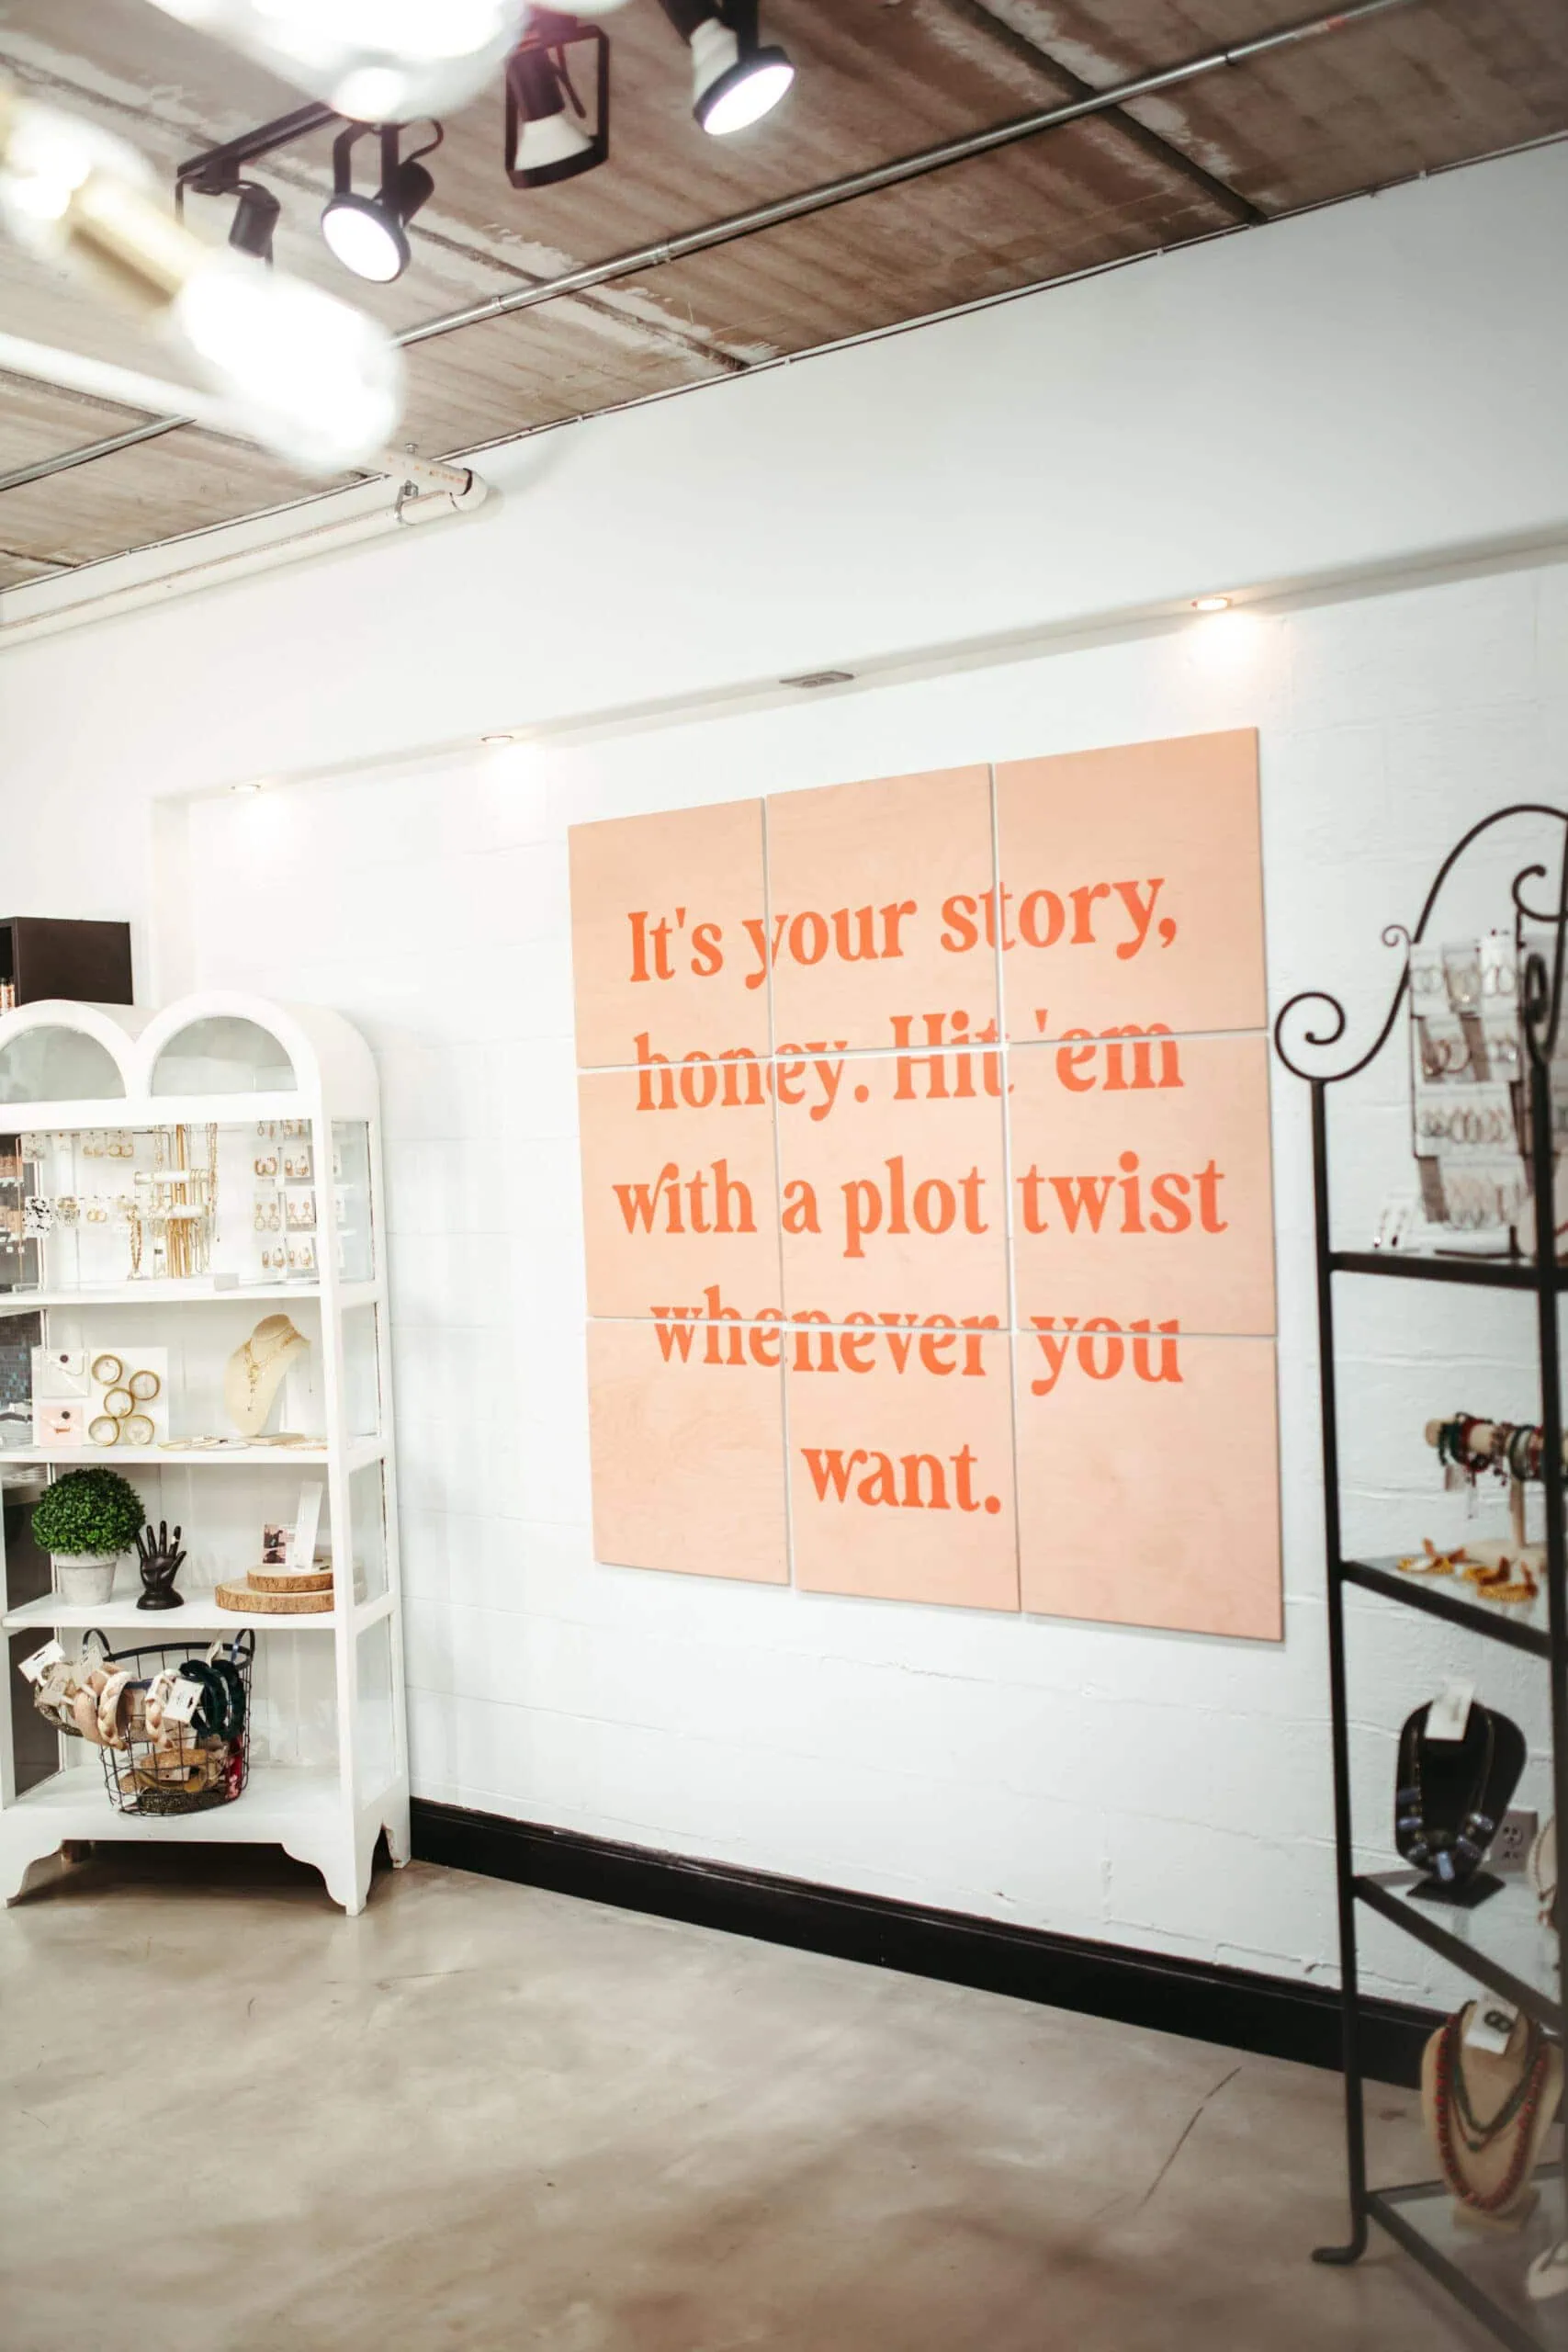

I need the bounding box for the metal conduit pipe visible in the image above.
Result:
[0,0,1418,501]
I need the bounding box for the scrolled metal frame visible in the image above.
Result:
[1274,803,1568,1087]
[1278,804,1568,2350]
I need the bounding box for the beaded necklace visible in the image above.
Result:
[1395,1704,1497,1886]
[1432,2007,1551,2214]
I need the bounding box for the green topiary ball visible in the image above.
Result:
[32,1466,147,1558]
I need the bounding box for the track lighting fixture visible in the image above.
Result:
[321,122,441,284]
[227,179,280,263]
[505,16,610,189]
[0,80,403,472]
[170,0,797,308]
[655,0,793,136]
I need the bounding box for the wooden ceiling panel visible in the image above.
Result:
[397,305,729,454]
[0,372,146,476]
[979,0,1568,213]
[0,0,1563,576]
[611,124,1232,364]
[0,428,319,566]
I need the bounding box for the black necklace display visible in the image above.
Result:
[1394,1700,1526,1907]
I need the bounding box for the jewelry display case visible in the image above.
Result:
[0,992,407,1915]
[1277,809,1568,2350]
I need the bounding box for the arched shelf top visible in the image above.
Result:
[148,1013,299,1097]
[0,992,378,1119]
[135,994,377,1110]
[0,1021,127,1105]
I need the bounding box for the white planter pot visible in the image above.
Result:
[53,1553,118,1606]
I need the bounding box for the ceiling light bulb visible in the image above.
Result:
[231,780,264,794]
[0,99,152,262]
[657,5,795,137]
[141,0,528,118]
[321,124,436,285]
[171,258,404,472]
[692,25,793,135]
[1191,594,1232,613]
[321,192,407,281]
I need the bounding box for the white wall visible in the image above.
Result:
[2,145,1566,1992]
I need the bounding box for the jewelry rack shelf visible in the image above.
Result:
[1276,803,1568,2350]
[1,1586,389,1634]
[1357,1871,1561,2034]
[12,1760,347,1840]
[0,992,410,1916]
[1373,2171,1568,2352]
[0,1437,387,1471]
[1344,1558,1552,1660]
[0,1279,382,1314]
[1331,1250,1565,1292]
[2,1587,395,1637]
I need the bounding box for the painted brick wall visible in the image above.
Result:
[166,560,1568,1996]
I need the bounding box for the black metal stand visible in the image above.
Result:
[1276,805,1568,2349]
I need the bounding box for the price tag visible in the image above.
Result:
[17,1637,63,1684]
[1426,1679,1475,1743]
[1464,1996,1519,2055]
[160,1675,205,1727]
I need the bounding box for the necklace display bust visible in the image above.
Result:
[222,1314,310,1439]
[1394,1699,1526,1907]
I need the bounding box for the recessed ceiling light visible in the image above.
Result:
[781,669,854,689]
[480,731,514,745]
[231,781,264,795]
[1191,594,1232,613]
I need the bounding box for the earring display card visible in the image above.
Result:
[33,1399,85,1447]
[570,731,1281,1636]
[33,1347,87,1399]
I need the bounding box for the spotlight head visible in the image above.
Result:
[228,179,280,263]
[690,21,793,135]
[504,26,610,189]
[321,122,438,285]
[657,3,794,137]
[321,191,407,282]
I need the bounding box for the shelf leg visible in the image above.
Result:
[1524,1033,1568,2275]
[1307,1080,1369,2266]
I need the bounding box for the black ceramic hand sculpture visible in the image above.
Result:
[134,1520,186,1611]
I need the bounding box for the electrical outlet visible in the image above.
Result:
[1491,1808,1539,1872]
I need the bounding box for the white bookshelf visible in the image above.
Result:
[0,991,410,1914]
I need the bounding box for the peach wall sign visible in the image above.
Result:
[570,730,1280,1638]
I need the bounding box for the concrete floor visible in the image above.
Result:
[1,1850,1493,2351]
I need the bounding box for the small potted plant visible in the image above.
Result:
[33,1466,147,1606]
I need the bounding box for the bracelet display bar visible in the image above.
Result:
[1276,804,1568,2352]
[0,992,410,1915]
[1331,1249,1568,1293]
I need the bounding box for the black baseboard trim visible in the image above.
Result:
[411,1797,1434,2087]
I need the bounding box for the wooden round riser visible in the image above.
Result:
[250,1566,333,1593]
[216,1578,333,1615]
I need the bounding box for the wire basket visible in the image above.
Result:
[82,1627,254,1816]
